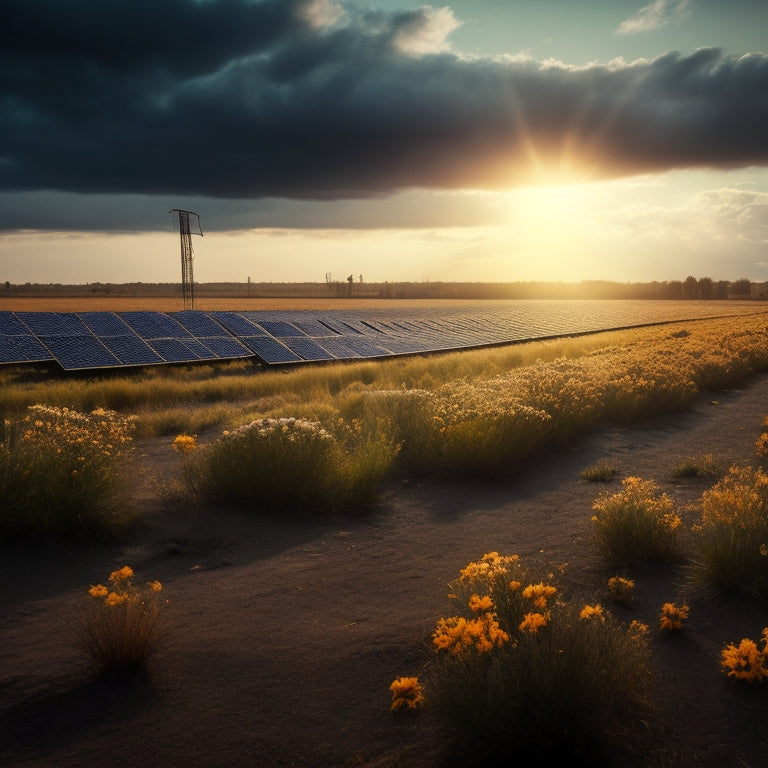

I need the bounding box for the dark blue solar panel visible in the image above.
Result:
[79,312,133,336]
[339,336,392,357]
[254,319,305,337]
[120,312,192,340]
[17,312,88,335]
[173,311,229,336]
[39,335,121,370]
[208,311,264,336]
[0,311,33,335]
[316,319,353,335]
[291,318,338,336]
[198,337,252,358]
[281,337,335,361]
[179,338,220,360]
[101,336,164,366]
[241,336,301,364]
[148,338,203,362]
[0,334,55,363]
[312,336,362,358]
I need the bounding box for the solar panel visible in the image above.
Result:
[241,336,301,364]
[0,334,55,364]
[253,319,305,337]
[197,337,253,358]
[291,318,339,336]
[173,311,230,336]
[280,337,336,361]
[208,311,265,336]
[79,311,133,336]
[17,312,89,336]
[119,312,192,339]
[38,334,121,370]
[100,335,165,366]
[148,338,204,363]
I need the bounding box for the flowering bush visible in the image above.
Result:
[721,628,768,684]
[689,465,768,601]
[659,602,690,632]
[389,677,425,711]
[78,565,170,674]
[183,416,397,515]
[592,476,682,567]
[172,433,197,454]
[0,405,136,539]
[607,576,636,605]
[423,552,653,761]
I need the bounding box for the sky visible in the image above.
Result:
[1,0,768,286]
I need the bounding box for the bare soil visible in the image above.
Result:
[3,375,768,767]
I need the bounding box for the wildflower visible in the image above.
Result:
[389,677,424,711]
[88,584,108,598]
[721,636,768,683]
[628,620,650,639]
[509,580,521,591]
[148,580,163,592]
[468,594,494,612]
[109,565,134,583]
[608,576,635,605]
[522,582,557,609]
[580,604,605,622]
[106,591,128,606]
[172,434,197,455]
[659,602,689,632]
[519,612,548,634]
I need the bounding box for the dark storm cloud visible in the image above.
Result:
[2,0,768,210]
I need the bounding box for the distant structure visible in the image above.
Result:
[170,209,203,309]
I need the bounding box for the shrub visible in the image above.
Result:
[581,462,617,483]
[424,553,653,762]
[721,628,768,684]
[607,576,635,605]
[185,416,398,515]
[659,601,690,632]
[672,453,722,478]
[78,565,170,675]
[591,477,682,567]
[688,465,768,601]
[0,405,136,540]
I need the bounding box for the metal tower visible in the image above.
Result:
[170,209,203,309]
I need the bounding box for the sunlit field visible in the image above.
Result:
[5,303,768,765]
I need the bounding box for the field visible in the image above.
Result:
[3,305,768,767]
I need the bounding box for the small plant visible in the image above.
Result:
[78,565,170,675]
[591,477,682,567]
[607,576,635,605]
[721,628,768,684]
[425,552,653,762]
[672,453,722,478]
[580,462,617,482]
[0,405,137,539]
[183,416,398,515]
[172,433,197,454]
[688,465,768,601]
[659,601,689,632]
[389,677,425,711]
[756,417,768,458]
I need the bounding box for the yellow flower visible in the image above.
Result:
[468,594,494,612]
[721,638,768,683]
[608,576,635,604]
[389,676,424,710]
[172,434,197,455]
[88,584,108,598]
[519,612,548,634]
[106,591,128,606]
[148,580,163,592]
[659,602,689,632]
[509,580,521,591]
[580,604,605,622]
[109,565,134,583]
[522,582,557,609]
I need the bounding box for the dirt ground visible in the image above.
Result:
[3,374,768,767]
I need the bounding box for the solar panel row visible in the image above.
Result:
[0,302,748,371]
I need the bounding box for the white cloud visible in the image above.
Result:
[616,0,689,35]
[393,6,461,56]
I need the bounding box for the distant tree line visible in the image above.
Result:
[2,277,765,301]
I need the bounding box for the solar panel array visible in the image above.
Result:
[0,301,755,371]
